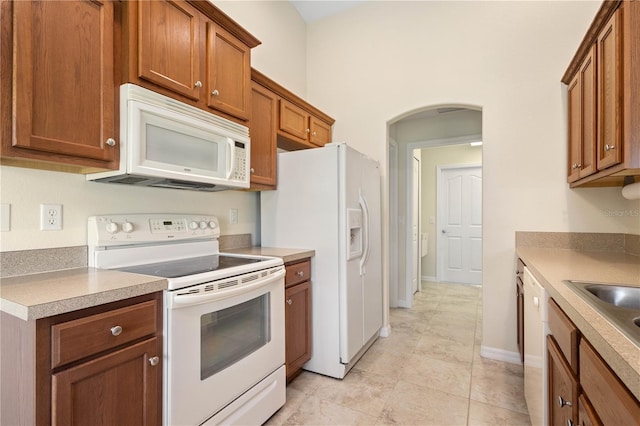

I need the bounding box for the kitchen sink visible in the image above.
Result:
[584,284,640,310]
[565,281,640,346]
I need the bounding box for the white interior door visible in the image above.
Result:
[438,165,482,285]
[412,156,420,294]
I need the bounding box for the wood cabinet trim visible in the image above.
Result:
[562,0,622,84]
[187,0,260,48]
[252,68,335,126]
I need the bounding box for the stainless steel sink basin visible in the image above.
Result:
[565,281,640,346]
[584,284,640,310]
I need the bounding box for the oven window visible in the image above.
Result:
[200,294,271,380]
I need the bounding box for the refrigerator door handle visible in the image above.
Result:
[359,192,370,276]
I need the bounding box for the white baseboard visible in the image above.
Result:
[480,345,522,365]
[421,275,437,282]
[379,325,391,338]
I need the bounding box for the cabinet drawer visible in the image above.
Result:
[51,300,159,368]
[580,339,640,425]
[548,298,579,374]
[578,393,603,426]
[285,260,311,287]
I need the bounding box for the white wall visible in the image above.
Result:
[303,1,640,356]
[0,0,307,253]
[213,0,307,96]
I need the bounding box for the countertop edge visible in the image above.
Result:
[517,247,640,401]
[226,247,315,264]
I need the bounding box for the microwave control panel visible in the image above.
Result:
[232,141,247,182]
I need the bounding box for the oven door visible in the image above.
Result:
[164,267,285,426]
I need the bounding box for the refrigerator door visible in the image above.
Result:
[360,156,383,342]
[340,145,365,363]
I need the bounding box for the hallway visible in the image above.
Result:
[266,281,530,425]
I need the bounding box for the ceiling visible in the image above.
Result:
[290,1,365,23]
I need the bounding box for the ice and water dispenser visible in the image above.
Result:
[347,208,363,260]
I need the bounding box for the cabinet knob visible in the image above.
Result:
[286,299,293,305]
[558,396,572,408]
[211,89,220,96]
[305,128,310,134]
[567,420,574,426]
[110,325,123,336]
[312,131,317,136]
[296,271,304,277]
[149,356,160,366]
[604,144,615,151]
[105,138,116,147]
[195,81,202,88]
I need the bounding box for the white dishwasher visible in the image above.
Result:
[523,267,549,426]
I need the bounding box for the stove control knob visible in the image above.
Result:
[105,222,119,234]
[199,221,208,230]
[189,221,199,230]
[122,221,134,233]
[208,221,218,229]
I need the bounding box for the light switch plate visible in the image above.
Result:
[0,203,10,232]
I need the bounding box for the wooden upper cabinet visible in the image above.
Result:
[309,116,332,147]
[567,45,597,182]
[124,0,259,123]
[249,82,278,188]
[137,0,203,101]
[206,22,251,120]
[279,99,333,148]
[280,100,311,143]
[2,0,119,171]
[596,9,623,170]
[563,0,639,187]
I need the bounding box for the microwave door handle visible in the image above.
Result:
[226,138,235,180]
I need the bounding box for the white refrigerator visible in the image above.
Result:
[261,143,382,379]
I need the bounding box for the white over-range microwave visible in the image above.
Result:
[87,84,250,191]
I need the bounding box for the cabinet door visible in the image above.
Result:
[138,0,202,100]
[309,116,332,147]
[285,281,311,381]
[249,83,277,187]
[578,394,603,426]
[567,73,583,182]
[567,45,597,182]
[206,22,251,120]
[279,100,310,143]
[597,9,623,170]
[547,336,578,426]
[52,338,161,426]
[11,0,117,165]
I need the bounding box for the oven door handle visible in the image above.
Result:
[168,268,285,308]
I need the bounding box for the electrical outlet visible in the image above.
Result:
[41,204,62,230]
[229,208,238,225]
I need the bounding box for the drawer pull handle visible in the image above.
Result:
[558,396,572,408]
[149,356,160,366]
[110,325,123,336]
[286,299,293,305]
[296,271,304,277]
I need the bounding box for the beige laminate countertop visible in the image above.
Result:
[516,247,640,400]
[226,247,315,264]
[0,268,167,321]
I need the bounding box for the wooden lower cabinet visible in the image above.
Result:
[0,292,163,425]
[52,338,160,426]
[579,339,640,425]
[547,298,640,426]
[578,394,603,426]
[284,259,312,382]
[547,335,578,426]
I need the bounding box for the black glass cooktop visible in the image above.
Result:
[118,255,264,278]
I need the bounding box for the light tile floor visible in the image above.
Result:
[266,281,531,426]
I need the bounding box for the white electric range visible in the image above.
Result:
[88,214,286,426]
